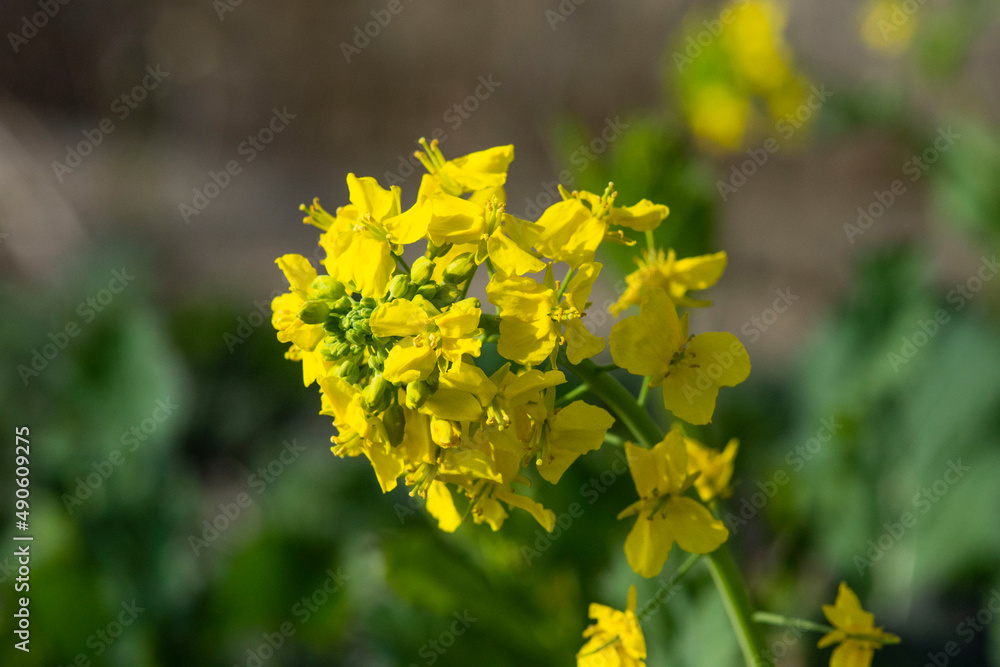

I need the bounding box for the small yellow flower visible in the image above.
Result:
[577,586,646,667]
[487,262,606,366]
[860,0,916,54]
[684,434,739,503]
[534,185,669,268]
[610,287,749,425]
[312,174,424,298]
[611,248,728,315]
[618,433,729,577]
[819,582,901,667]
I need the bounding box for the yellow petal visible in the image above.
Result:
[609,288,682,380]
[425,481,462,532]
[496,487,556,532]
[486,275,554,321]
[538,401,615,484]
[487,231,544,276]
[497,317,558,366]
[440,145,514,192]
[427,194,486,245]
[346,173,397,220]
[607,199,670,231]
[624,510,675,578]
[419,388,484,422]
[275,254,317,295]
[364,441,404,494]
[662,497,729,554]
[660,332,750,425]
[383,340,437,384]
[564,319,605,365]
[370,299,431,338]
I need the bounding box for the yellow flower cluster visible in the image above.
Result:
[271,139,689,534]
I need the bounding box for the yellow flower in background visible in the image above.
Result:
[618,434,729,577]
[860,0,916,54]
[610,248,728,316]
[577,586,646,667]
[674,0,814,151]
[684,433,739,502]
[818,582,900,667]
[487,262,606,366]
[610,288,749,425]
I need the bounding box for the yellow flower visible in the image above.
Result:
[486,262,606,366]
[270,254,334,386]
[611,248,728,315]
[413,138,514,198]
[610,287,749,425]
[534,185,669,268]
[369,296,482,384]
[618,433,729,577]
[819,582,900,667]
[537,400,615,484]
[860,0,915,54]
[577,586,646,667]
[684,434,739,502]
[312,174,425,297]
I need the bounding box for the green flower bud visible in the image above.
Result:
[297,300,331,325]
[383,403,406,447]
[368,355,384,373]
[443,253,477,285]
[410,257,435,285]
[427,241,453,259]
[331,340,352,358]
[363,374,392,413]
[360,297,378,310]
[433,283,461,308]
[346,329,367,347]
[388,274,410,299]
[336,358,359,381]
[310,275,347,301]
[416,283,439,300]
[330,296,354,314]
[405,380,433,410]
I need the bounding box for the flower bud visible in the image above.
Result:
[310,275,347,301]
[443,253,476,285]
[427,241,453,259]
[330,296,354,314]
[382,403,406,446]
[405,380,432,409]
[346,329,367,347]
[360,297,378,310]
[330,340,352,359]
[363,374,392,413]
[336,358,359,382]
[410,257,435,285]
[388,274,410,299]
[433,283,461,308]
[416,283,439,300]
[297,300,331,325]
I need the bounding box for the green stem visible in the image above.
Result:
[637,377,651,408]
[707,549,770,667]
[556,267,577,302]
[644,229,656,252]
[556,383,590,407]
[752,611,833,635]
[394,252,411,274]
[562,356,768,667]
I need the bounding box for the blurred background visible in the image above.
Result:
[3,0,1000,665]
